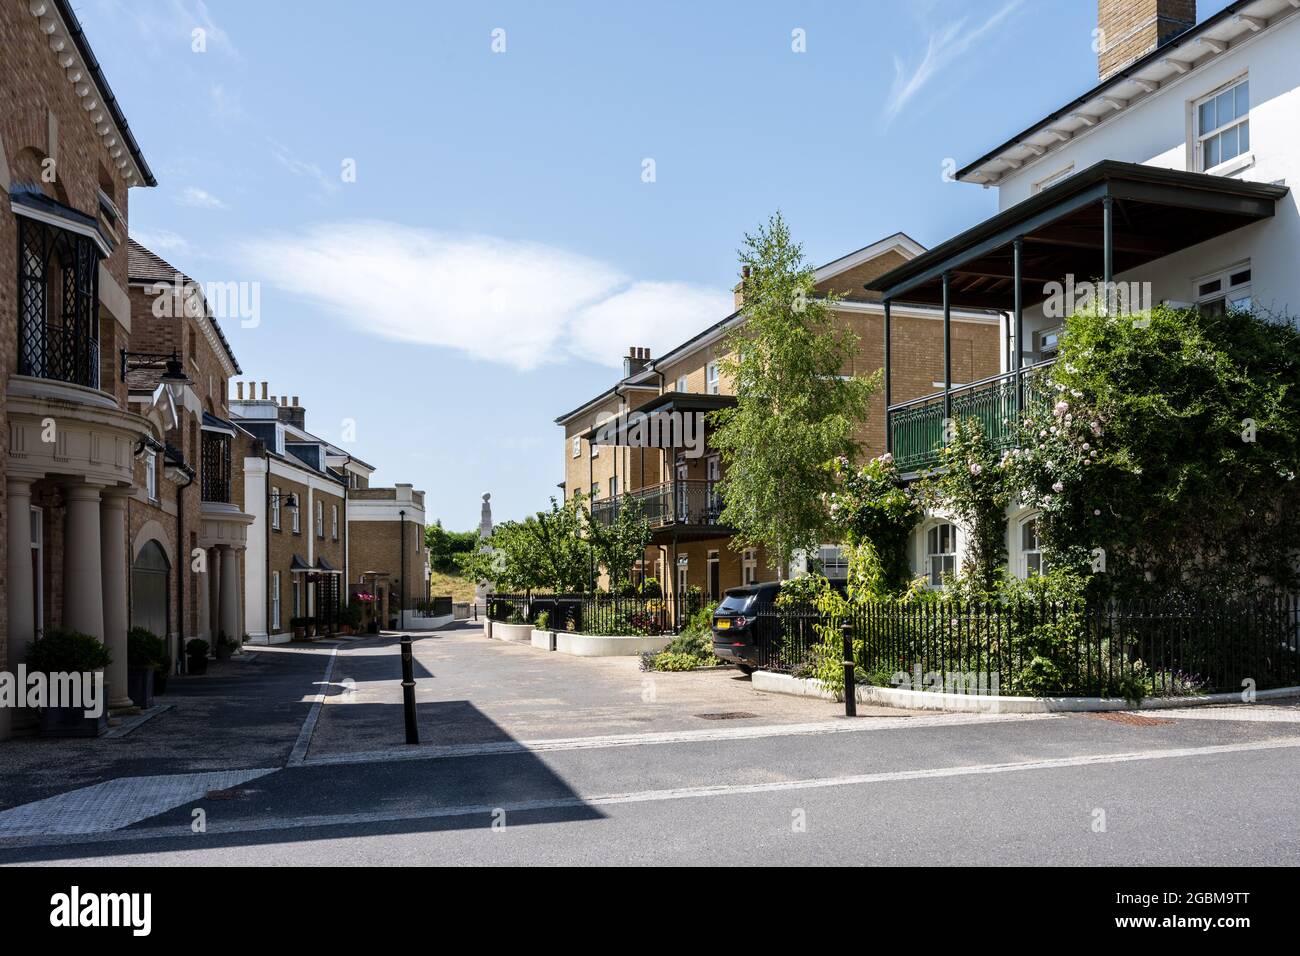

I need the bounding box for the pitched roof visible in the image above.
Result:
[127,238,241,374]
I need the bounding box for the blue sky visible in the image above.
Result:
[80,0,1234,529]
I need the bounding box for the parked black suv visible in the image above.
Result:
[711,582,781,674]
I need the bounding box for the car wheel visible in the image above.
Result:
[735,664,754,676]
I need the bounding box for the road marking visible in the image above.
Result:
[286,645,339,767]
[301,711,1059,767]
[8,736,1298,851]
[0,770,278,837]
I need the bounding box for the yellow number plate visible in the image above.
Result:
[715,619,730,629]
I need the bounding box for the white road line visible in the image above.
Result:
[286,646,339,767]
[302,711,1061,767]
[8,736,1297,852]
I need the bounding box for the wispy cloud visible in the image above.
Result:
[238,222,732,372]
[130,228,193,256]
[269,139,340,196]
[883,0,1025,124]
[176,186,227,209]
[173,0,239,58]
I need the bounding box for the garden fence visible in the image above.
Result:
[486,590,705,636]
[749,593,1300,698]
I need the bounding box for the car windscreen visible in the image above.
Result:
[717,593,755,614]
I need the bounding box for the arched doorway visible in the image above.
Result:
[131,540,170,639]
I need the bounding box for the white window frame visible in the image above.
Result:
[705,362,720,395]
[925,522,957,587]
[590,481,600,500]
[271,572,281,631]
[742,548,758,585]
[316,500,324,538]
[1195,76,1250,174]
[676,374,689,393]
[1195,262,1252,314]
[609,476,618,500]
[572,435,581,458]
[819,544,849,579]
[331,504,339,540]
[1032,163,1074,194]
[293,578,301,617]
[1020,515,1046,579]
[291,496,301,534]
[271,486,281,530]
[145,449,158,502]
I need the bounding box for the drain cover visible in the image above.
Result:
[694,711,759,721]
[1086,712,1172,726]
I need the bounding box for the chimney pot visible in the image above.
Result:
[236,382,244,400]
[292,396,299,407]
[261,382,268,400]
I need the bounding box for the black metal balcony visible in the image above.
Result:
[17,215,102,390]
[201,432,232,503]
[590,479,728,531]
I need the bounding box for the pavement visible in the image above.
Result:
[2,619,1299,865]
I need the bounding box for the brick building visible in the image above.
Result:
[2,0,158,738]
[347,483,428,630]
[231,387,347,643]
[556,234,1003,604]
[125,240,252,663]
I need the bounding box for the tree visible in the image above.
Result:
[587,494,652,593]
[711,211,879,578]
[425,521,480,573]
[458,495,591,593]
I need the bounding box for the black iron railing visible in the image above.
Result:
[751,593,1300,698]
[200,432,232,503]
[487,590,705,635]
[590,479,726,529]
[17,217,102,390]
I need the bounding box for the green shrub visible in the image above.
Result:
[534,611,550,631]
[128,627,167,669]
[26,629,111,673]
[185,638,210,658]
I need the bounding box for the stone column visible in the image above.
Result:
[196,548,211,644]
[219,546,241,647]
[3,479,35,741]
[208,548,221,644]
[99,488,135,713]
[63,483,105,641]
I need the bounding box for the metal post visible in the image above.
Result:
[400,636,419,744]
[942,272,952,424]
[841,622,856,718]
[1102,195,1114,312]
[1013,236,1024,414]
[883,297,893,454]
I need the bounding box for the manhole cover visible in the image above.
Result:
[694,711,759,721]
[1086,712,1172,726]
[203,788,248,800]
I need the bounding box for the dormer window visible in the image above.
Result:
[1196,78,1249,173]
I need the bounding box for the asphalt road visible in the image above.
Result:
[3,623,1299,866]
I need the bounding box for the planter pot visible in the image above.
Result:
[293,627,306,640]
[38,705,108,738]
[215,643,234,660]
[530,629,557,651]
[187,654,209,676]
[554,633,672,657]
[127,665,155,710]
[493,622,533,643]
[154,670,169,695]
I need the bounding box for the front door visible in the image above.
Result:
[707,550,720,601]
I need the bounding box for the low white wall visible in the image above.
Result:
[531,629,556,651]
[554,633,672,657]
[752,670,1300,714]
[493,622,533,643]
[402,611,455,631]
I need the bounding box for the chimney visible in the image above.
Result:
[623,346,651,379]
[236,381,244,400]
[276,394,307,430]
[1097,0,1196,80]
[734,265,751,310]
[261,381,268,400]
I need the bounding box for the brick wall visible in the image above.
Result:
[1098,0,1197,80]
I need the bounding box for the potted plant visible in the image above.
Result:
[341,600,363,636]
[214,631,237,660]
[26,628,111,738]
[185,638,210,675]
[127,626,165,709]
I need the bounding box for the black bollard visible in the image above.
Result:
[400,636,419,744]
[842,622,857,718]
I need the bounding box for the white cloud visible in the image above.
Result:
[269,140,339,196]
[238,222,730,372]
[176,186,227,209]
[130,228,193,256]
[883,0,1025,124]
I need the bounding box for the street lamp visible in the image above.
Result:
[159,352,189,407]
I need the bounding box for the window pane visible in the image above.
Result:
[1216,90,1235,126]
[1229,269,1251,287]
[1228,293,1252,312]
[1220,125,1238,162]
[1198,98,1215,133]
[1239,119,1249,152]
[1199,278,1222,296]
[928,526,937,552]
[1205,134,1220,169]
[1235,81,1249,120]
[1027,552,1041,577]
